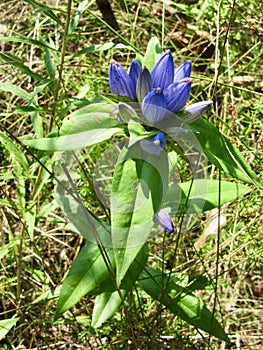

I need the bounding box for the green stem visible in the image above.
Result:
[16,224,26,301]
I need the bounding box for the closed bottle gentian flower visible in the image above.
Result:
[151,50,174,90]
[109,59,137,100]
[163,78,192,113]
[154,209,174,233]
[142,88,167,123]
[129,59,141,87]
[136,67,152,103]
[174,61,192,82]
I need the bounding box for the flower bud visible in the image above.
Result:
[136,67,152,103]
[163,78,192,113]
[151,51,174,90]
[109,60,136,100]
[154,210,174,233]
[129,59,141,86]
[152,132,166,149]
[142,88,167,123]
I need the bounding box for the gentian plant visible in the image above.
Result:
[23,36,262,344]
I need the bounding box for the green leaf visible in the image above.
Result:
[91,290,127,328]
[55,242,115,320]
[24,202,36,240]
[111,141,169,285]
[32,286,61,304]
[44,48,57,79]
[0,132,29,171]
[15,106,46,113]
[22,127,122,151]
[69,0,89,34]
[60,102,118,135]
[0,52,43,81]
[140,268,230,343]
[0,132,29,212]
[0,36,58,51]
[0,318,19,340]
[0,82,31,102]
[30,111,44,139]
[55,191,111,246]
[94,244,149,295]
[91,244,149,328]
[24,0,63,25]
[164,179,252,215]
[191,118,262,189]
[142,35,163,71]
[0,240,18,260]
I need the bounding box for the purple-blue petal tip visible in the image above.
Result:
[154,210,174,233]
[174,61,192,82]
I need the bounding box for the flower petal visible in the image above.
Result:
[151,50,174,90]
[182,100,213,123]
[142,88,167,123]
[129,59,141,86]
[154,210,174,233]
[174,61,192,82]
[164,78,192,113]
[136,67,153,103]
[152,132,166,149]
[109,60,136,100]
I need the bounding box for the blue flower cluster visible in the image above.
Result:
[109,50,212,233]
[109,50,211,123]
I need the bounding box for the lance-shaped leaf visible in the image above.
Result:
[190,118,263,189]
[23,127,122,151]
[91,244,149,328]
[55,241,115,320]
[59,102,118,135]
[139,268,230,343]
[142,35,163,72]
[111,140,169,285]
[163,179,252,215]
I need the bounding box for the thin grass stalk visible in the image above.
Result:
[49,0,73,132]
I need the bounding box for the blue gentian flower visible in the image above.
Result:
[142,88,167,122]
[154,209,174,233]
[109,59,137,100]
[152,132,166,149]
[129,59,141,87]
[109,51,193,122]
[136,67,152,103]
